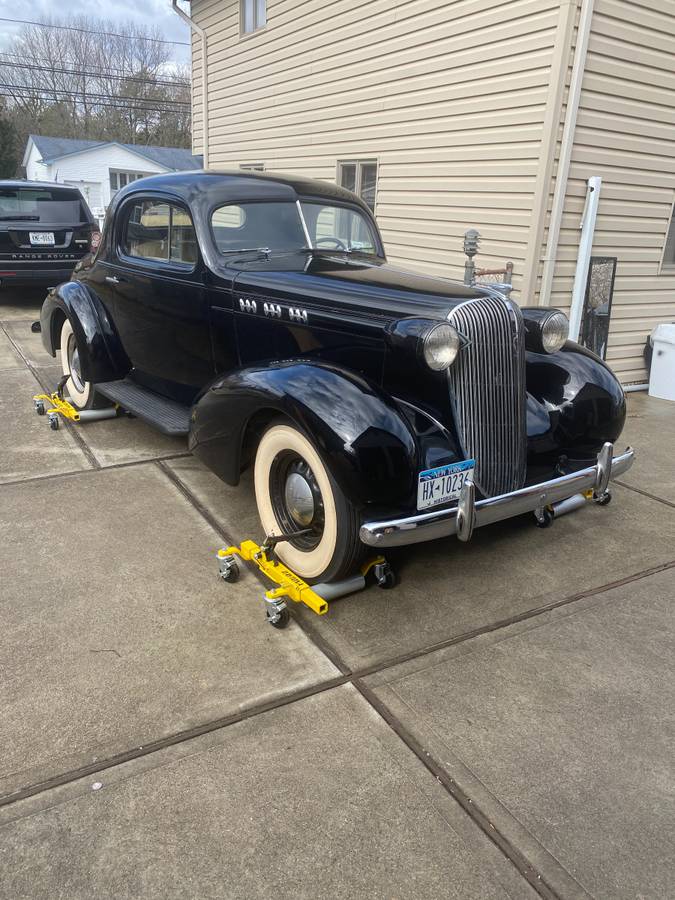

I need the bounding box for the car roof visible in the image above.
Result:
[0,179,86,191]
[112,169,369,211]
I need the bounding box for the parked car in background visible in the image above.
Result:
[39,171,634,585]
[0,181,100,291]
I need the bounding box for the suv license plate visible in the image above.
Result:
[417,459,475,510]
[29,232,55,245]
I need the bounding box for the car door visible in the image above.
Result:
[103,193,213,404]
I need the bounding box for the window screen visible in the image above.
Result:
[338,160,378,212]
[242,0,266,33]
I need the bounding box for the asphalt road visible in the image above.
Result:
[1,289,673,899]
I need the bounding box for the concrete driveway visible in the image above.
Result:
[1,290,673,899]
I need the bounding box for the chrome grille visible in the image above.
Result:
[447,294,526,497]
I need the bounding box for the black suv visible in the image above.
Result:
[0,181,100,290]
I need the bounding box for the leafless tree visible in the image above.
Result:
[0,15,191,152]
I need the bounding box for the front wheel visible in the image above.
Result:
[59,318,108,410]
[253,422,362,583]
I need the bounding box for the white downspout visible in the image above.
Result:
[569,175,601,341]
[172,0,209,169]
[539,0,595,307]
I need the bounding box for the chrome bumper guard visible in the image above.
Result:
[360,443,635,549]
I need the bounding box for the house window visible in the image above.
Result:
[242,0,266,33]
[338,160,378,212]
[110,171,150,196]
[663,201,675,270]
[240,162,265,172]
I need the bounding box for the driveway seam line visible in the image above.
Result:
[352,678,563,900]
[0,452,192,490]
[0,321,100,470]
[614,479,675,509]
[4,457,668,896]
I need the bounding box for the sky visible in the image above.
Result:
[0,0,192,66]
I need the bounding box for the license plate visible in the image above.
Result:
[417,459,475,510]
[29,232,55,245]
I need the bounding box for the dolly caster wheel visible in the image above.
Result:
[48,413,59,431]
[219,560,240,583]
[594,490,612,506]
[34,399,45,416]
[374,562,397,589]
[266,604,290,629]
[534,507,554,528]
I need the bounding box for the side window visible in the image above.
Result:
[123,199,197,266]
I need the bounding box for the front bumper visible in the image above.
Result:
[360,442,635,548]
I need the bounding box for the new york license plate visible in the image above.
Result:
[29,232,55,245]
[417,459,475,510]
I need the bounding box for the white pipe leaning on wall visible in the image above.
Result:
[539,0,595,308]
[569,176,602,342]
[171,1,209,169]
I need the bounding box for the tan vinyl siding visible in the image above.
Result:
[190,0,569,294]
[538,0,675,384]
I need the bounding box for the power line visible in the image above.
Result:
[0,58,188,89]
[0,83,190,107]
[0,88,190,115]
[0,50,186,81]
[0,17,190,46]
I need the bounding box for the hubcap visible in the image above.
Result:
[284,472,315,526]
[269,452,325,551]
[68,335,85,393]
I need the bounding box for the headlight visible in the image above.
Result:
[423,323,460,371]
[541,311,569,353]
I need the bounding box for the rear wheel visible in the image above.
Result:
[59,319,108,410]
[253,422,362,583]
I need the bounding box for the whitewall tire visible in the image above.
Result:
[59,318,106,410]
[253,422,361,583]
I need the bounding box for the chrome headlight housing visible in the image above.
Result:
[522,307,570,354]
[422,323,461,371]
[541,310,569,354]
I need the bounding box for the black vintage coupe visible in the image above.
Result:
[40,171,634,583]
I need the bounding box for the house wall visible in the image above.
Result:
[189,0,576,297]
[536,0,675,384]
[24,141,168,221]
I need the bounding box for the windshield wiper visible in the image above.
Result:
[0,215,40,221]
[220,246,270,256]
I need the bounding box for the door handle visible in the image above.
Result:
[105,275,120,284]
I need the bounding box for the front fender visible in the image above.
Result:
[526,341,626,460]
[40,281,129,383]
[189,361,418,508]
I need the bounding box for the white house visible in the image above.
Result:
[23,135,202,224]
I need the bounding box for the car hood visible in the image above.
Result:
[227,252,493,320]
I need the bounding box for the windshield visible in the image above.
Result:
[0,188,87,224]
[210,200,379,256]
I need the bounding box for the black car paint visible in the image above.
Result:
[40,170,626,516]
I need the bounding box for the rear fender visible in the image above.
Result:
[40,281,130,383]
[189,361,419,507]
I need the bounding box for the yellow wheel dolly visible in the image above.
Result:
[33,375,118,430]
[217,532,395,628]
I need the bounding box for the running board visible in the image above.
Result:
[96,379,191,436]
